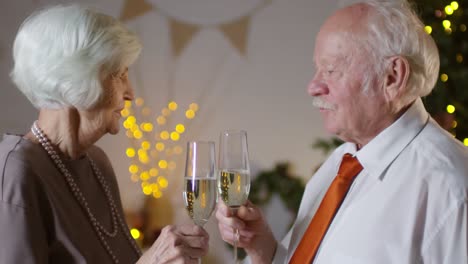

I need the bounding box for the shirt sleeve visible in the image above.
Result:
[421,200,468,264]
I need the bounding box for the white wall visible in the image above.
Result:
[0,0,344,262]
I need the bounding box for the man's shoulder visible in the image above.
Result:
[405,119,468,200]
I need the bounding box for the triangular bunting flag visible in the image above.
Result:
[220,16,250,56]
[120,0,154,21]
[170,19,200,58]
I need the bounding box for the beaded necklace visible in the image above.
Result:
[31,121,141,263]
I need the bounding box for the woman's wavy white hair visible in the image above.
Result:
[10,4,142,110]
[355,0,440,106]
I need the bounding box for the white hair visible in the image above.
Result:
[351,0,440,106]
[10,4,142,110]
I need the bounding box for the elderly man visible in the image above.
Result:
[216,0,468,263]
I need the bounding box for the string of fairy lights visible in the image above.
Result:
[423,1,468,146]
[121,98,199,199]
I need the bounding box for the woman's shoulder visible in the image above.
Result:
[0,134,46,207]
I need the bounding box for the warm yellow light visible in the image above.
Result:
[464,138,468,146]
[142,107,151,116]
[123,120,131,129]
[126,148,136,157]
[143,186,152,195]
[451,1,459,10]
[441,74,449,82]
[153,191,163,198]
[149,168,159,177]
[158,176,169,188]
[155,142,165,152]
[162,108,171,117]
[142,123,153,132]
[170,132,180,141]
[160,131,170,140]
[158,160,168,169]
[456,54,463,63]
[175,124,185,133]
[135,97,144,107]
[129,165,139,174]
[185,110,195,119]
[130,174,139,182]
[131,124,139,132]
[424,26,432,34]
[453,121,458,128]
[150,183,159,192]
[139,155,149,164]
[127,116,136,123]
[445,6,454,15]
[189,103,199,111]
[137,149,146,157]
[121,108,130,117]
[134,130,143,139]
[140,171,150,181]
[156,116,166,125]
[445,28,452,34]
[442,20,451,29]
[461,24,467,32]
[141,141,151,150]
[174,145,183,155]
[168,101,178,111]
[447,105,456,114]
[130,229,140,239]
[125,101,132,108]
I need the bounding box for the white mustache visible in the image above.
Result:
[311,97,335,110]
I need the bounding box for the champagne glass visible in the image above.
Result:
[183,141,217,263]
[218,130,251,263]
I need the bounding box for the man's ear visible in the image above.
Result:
[383,56,410,102]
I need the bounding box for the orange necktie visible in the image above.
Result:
[289,153,363,264]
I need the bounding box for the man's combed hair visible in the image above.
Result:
[359,0,440,105]
[10,5,142,110]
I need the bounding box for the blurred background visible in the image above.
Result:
[0,0,466,262]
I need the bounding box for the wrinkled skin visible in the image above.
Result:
[137,225,209,264]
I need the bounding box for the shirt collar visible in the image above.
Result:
[354,98,429,180]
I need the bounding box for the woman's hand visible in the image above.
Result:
[137,224,209,264]
[216,200,277,264]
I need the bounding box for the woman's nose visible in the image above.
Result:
[124,82,135,101]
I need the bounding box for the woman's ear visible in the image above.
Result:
[383,56,410,103]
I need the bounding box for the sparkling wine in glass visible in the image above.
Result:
[218,130,251,263]
[183,141,217,263]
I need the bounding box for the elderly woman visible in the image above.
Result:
[0,5,208,264]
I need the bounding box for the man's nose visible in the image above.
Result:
[308,80,328,96]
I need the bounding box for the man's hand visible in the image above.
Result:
[216,200,277,264]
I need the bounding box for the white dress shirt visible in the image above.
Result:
[269,98,468,264]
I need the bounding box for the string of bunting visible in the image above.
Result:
[120,0,273,57]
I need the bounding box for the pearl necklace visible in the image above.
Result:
[31,121,141,263]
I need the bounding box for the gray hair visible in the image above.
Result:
[10,4,142,110]
[354,0,440,106]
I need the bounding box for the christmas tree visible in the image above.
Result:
[415,0,468,145]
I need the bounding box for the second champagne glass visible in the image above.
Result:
[218,130,251,263]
